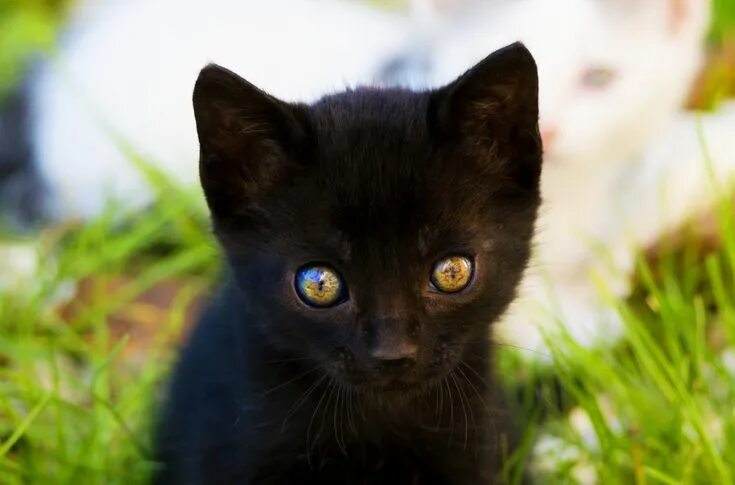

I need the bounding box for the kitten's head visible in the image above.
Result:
[193,43,541,394]
[424,0,709,165]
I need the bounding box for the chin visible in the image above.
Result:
[340,366,455,398]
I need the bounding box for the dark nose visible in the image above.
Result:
[370,342,418,371]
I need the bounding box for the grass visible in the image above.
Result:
[501,144,735,482]
[0,169,219,483]
[1,1,735,484]
[4,150,735,484]
[711,0,735,44]
[513,235,735,482]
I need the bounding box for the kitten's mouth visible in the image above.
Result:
[369,378,418,392]
[329,362,460,395]
[382,380,413,390]
[340,372,440,395]
[327,348,455,394]
[347,381,424,398]
[329,367,415,391]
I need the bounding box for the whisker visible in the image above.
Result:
[333,384,347,455]
[446,339,552,359]
[456,363,489,417]
[454,366,479,449]
[444,377,454,446]
[306,378,334,469]
[460,373,477,449]
[259,365,321,398]
[323,378,337,437]
[434,379,441,418]
[435,377,445,430]
[458,361,499,443]
[347,386,357,434]
[491,342,552,359]
[449,371,469,450]
[458,360,492,390]
[339,385,348,452]
[322,379,338,445]
[281,373,327,432]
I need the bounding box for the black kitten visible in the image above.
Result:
[155,42,541,484]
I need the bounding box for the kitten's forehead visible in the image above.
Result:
[281,89,489,260]
[307,89,434,210]
[309,88,431,152]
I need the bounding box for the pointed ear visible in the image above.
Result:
[193,64,309,219]
[431,42,542,192]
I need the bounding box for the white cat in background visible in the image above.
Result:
[31,0,411,219]
[403,0,735,353]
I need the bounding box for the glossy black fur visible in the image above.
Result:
[155,43,542,484]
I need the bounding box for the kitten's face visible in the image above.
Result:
[193,44,541,394]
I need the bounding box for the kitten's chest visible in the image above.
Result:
[241,396,473,483]
[253,437,454,485]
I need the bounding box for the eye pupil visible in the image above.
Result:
[295,265,345,307]
[431,256,473,293]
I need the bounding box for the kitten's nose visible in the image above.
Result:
[370,341,418,370]
[366,313,418,370]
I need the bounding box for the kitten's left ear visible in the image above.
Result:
[431,42,541,191]
[193,64,309,220]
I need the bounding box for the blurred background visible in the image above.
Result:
[0,0,734,483]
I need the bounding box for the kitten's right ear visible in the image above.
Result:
[193,64,308,219]
[431,42,541,193]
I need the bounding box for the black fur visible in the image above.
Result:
[155,42,542,484]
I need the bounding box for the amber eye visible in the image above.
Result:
[430,256,473,293]
[295,264,346,308]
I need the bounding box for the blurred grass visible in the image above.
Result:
[711,0,735,44]
[1,1,735,483]
[0,0,68,101]
[0,166,218,482]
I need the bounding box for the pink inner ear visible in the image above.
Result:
[668,0,688,35]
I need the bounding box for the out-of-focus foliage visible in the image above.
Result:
[0,0,69,100]
[693,0,735,108]
[365,0,407,10]
[711,0,735,43]
[504,187,735,483]
[0,160,218,483]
